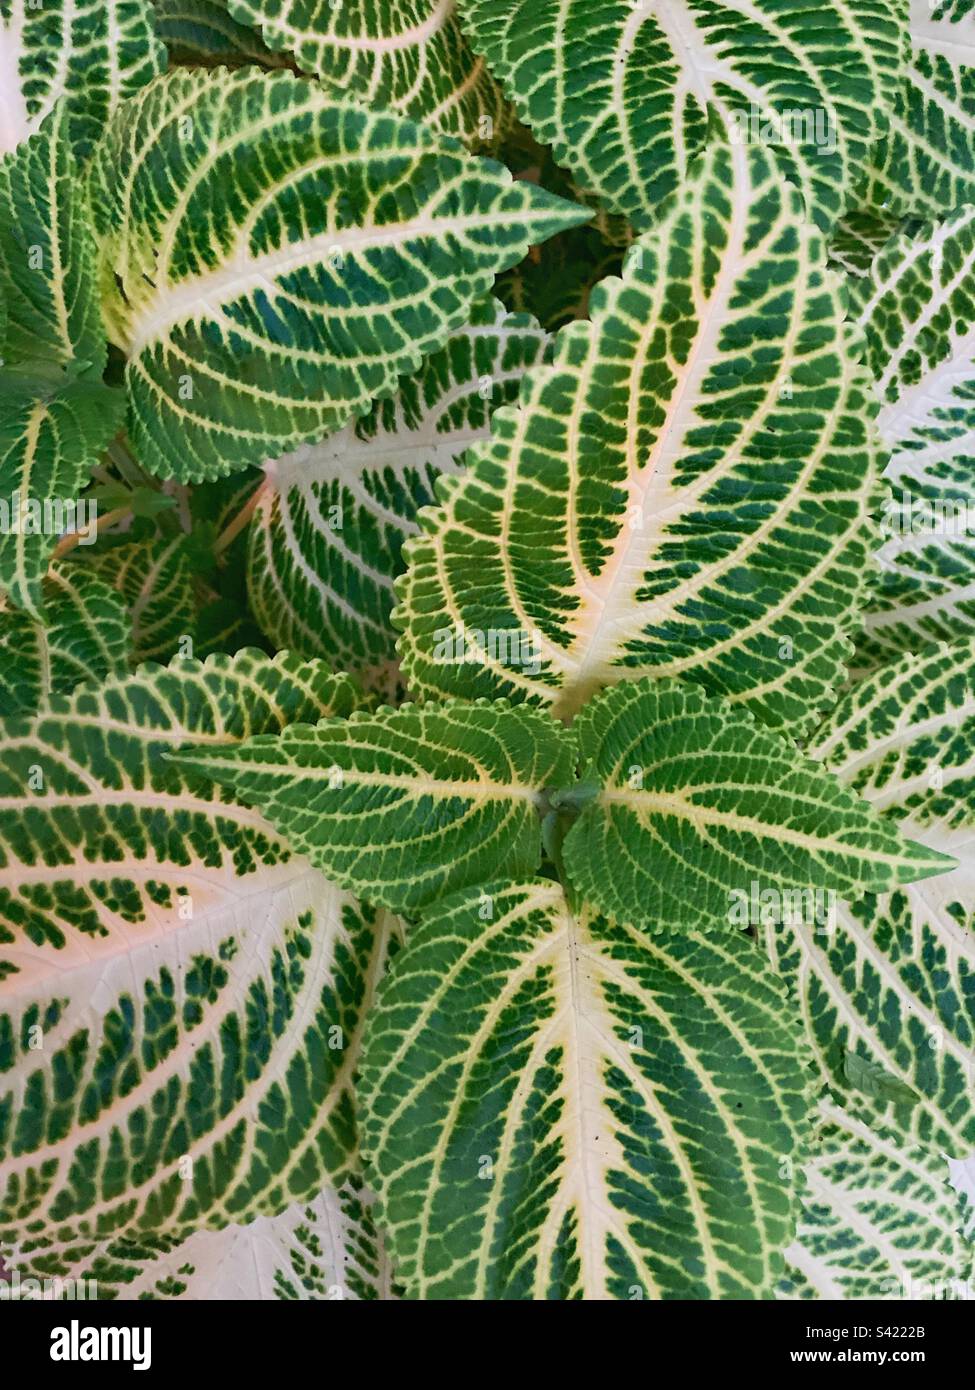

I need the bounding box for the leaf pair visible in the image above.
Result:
[172,676,953,931]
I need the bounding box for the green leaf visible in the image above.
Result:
[0,562,130,714]
[764,638,975,1157]
[226,0,509,144]
[89,535,197,665]
[152,0,293,68]
[456,0,905,231]
[560,678,954,935]
[850,206,975,668]
[0,0,166,159]
[5,1176,398,1300]
[0,650,398,1251]
[0,104,105,376]
[397,143,882,731]
[170,699,574,914]
[359,878,815,1300]
[779,1098,973,1301]
[857,8,975,219]
[89,68,587,482]
[843,1051,920,1107]
[0,376,124,614]
[246,298,549,694]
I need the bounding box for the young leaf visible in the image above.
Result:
[456,0,904,231]
[561,678,954,935]
[0,376,125,614]
[89,68,587,482]
[246,299,549,692]
[0,563,130,714]
[0,105,106,376]
[0,0,166,158]
[397,142,882,730]
[359,878,815,1300]
[171,700,574,913]
[226,0,508,145]
[850,206,975,667]
[0,651,397,1251]
[779,1098,973,1301]
[764,638,975,1157]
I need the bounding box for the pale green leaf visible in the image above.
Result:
[246,298,549,694]
[561,678,954,935]
[359,878,815,1300]
[89,68,587,482]
[779,1098,973,1300]
[170,699,574,914]
[850,206,975,667]
[764,639,975,1156]
[397,143,883,731]
[0,0,166,158]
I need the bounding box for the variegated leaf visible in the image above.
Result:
[89,535,197,666]
[0,650,401,1251]
[359,878,815,1300]
[779,1098,973,1300]
[0,562,130,714]
[457,0,904,231]
[0,0,165,158]
[227,0,508,145]
[246,299,548,694]
[764,639,975,1157]
[397,143,882,731]
[89,68,586,483]
[172,700,574,914]
[561,678,954,935]
[152,0,292,67]
[851,206,975,667]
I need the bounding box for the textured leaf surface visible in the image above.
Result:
[152,0,291,66]
[852,207,975,667]
[360,878,814,1300]
[398,143,882,730]
[247,299,548,692]
[227,0,507,144]
[779,1098,973,1300]
[457,0,903,231]
[0,105,105,375]
[6,1174,396,1300]
[562,679,954,935]
[0,651,400,1248]
[765,640,975,1157]
[0,377,124,614]
[89,68,586,482]
[0,0,165,158]
[0,563,130,714]
[172,700,573,914]
[90,535,197,666]
[859,2,975,219]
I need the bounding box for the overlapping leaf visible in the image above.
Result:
[561,679,954,934]
[0,650,402,1251]
[765,639,975,1157]
[851,206,975,667]
[89,68,586,482]
[0,563,130,714]
[0,0,165,158]
[152,0,292,67]
[172,700,574,913]
[359,878,815,1300]
[779,1098,973,1300]
[457,0,904,231]
[227,0,508,145]
[398,143,883,730]
[246,299,548,693]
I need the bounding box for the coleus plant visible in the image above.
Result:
[1,0,975,1304]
